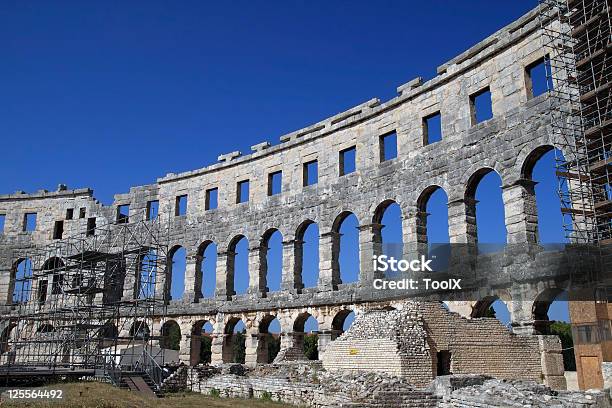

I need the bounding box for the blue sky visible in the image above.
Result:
[3,1,569,325]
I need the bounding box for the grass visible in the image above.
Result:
[0,381,294,408]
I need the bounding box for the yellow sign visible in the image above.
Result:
[349,348,358,355]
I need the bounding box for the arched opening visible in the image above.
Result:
[261,229,283,293]
[373,200,403,277]
[417,186,450,269]
[99,323,118,347]
[471,296,511,327]
[521,146,567,245]
[129,321,150,340]
[0,324,16,356]
[257,315,282,363]
[137,250,157,299]
[333,212,360,285]
[331,310,356,340]
[228,236,249,296]
[466,169,507,249]
[532,289,574,371]
[294,313,319,360]
[168,246,186,301]
[296,220,319,288]
[191,320,214,365]
[196,241,217,300]
[160,320,181,351]
[12,258,33,304]
[42,257,64,299]
[223,318,246,363]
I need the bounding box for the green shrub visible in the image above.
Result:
[261,391,273,401]
[209,388,220,398]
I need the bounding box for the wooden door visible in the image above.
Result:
[580,356,603,390]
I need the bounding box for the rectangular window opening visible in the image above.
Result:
[206,188,218,210]
[117,205,129,224]
[79,207,86,219]
[53,220,64,240]
[146,200,159,220]
[37,280,48,303]
[24,213,37,232]
[268,171,282,196]
[380,131,398,162]
[65,208,74,220]
[237,180,249,203]
[339,146,356,176]
[423,112,442,145]
[526,56,552,99]
[86,217,96,236]
[0,214,5,234]
[303,160,318,186]
[52,274,63,295]
[470,87,493,125]
[175,195,188,216]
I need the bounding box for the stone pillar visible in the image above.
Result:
[215,251,233,300]
[178,322,191,365]
[154,262,169,304]
[0,264,13,306]
[281,239,303,292]
[122,254,139,301]
[509,298,537,335]
[447,198,477,274]
[502,180,539,245]
[183,254,198,303]
[248,246,266,296]
[245,332,259,368]
[317,331,333,357]
[539,335,567,389]
[210,333,225,366]
[358,223,383,282]
[318,231,340,290]
[402,207,428,262]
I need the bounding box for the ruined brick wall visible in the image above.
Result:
[322,304,434,386]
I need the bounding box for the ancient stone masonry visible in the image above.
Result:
[0,3,604,394]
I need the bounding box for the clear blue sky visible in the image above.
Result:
[4,2,569,325]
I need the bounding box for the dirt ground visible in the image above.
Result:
[0,381,294,408]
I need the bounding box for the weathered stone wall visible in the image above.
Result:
[0,6,583,384]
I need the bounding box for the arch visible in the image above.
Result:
[465,168,507,246]
[471,296,511,327]
[167,246,186,301]
[12,258,33,304]
[294,312,319,360]
[42,257,65,297]
[160,320,181,351]
[332,212,360,285]
[532,288,568,334]
[261,228,283,294]
[373,200,403,275]
[417,186,450,267]
[196,241,217,300]
[129,320,150,340]
[257,315,282,363]
[521,146,567,244]
[222,317,246,363]
[228,235,250,296]
[331,309,356,340]
[0,323,16,355]
[296,220,320,288]
[190,320,214,365]
[137,250,157,299]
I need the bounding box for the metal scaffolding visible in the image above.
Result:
[539,0,612,246]
[0,214,170,392]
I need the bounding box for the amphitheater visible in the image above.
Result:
[1,2,611,407]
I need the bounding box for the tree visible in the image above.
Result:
[550,321,576,371]
[161,323,181,351]
[267,334,280,362]
[304,334,318,360]
[200,336,212,364]
[232,331,246,364]
[483,306,496,318]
